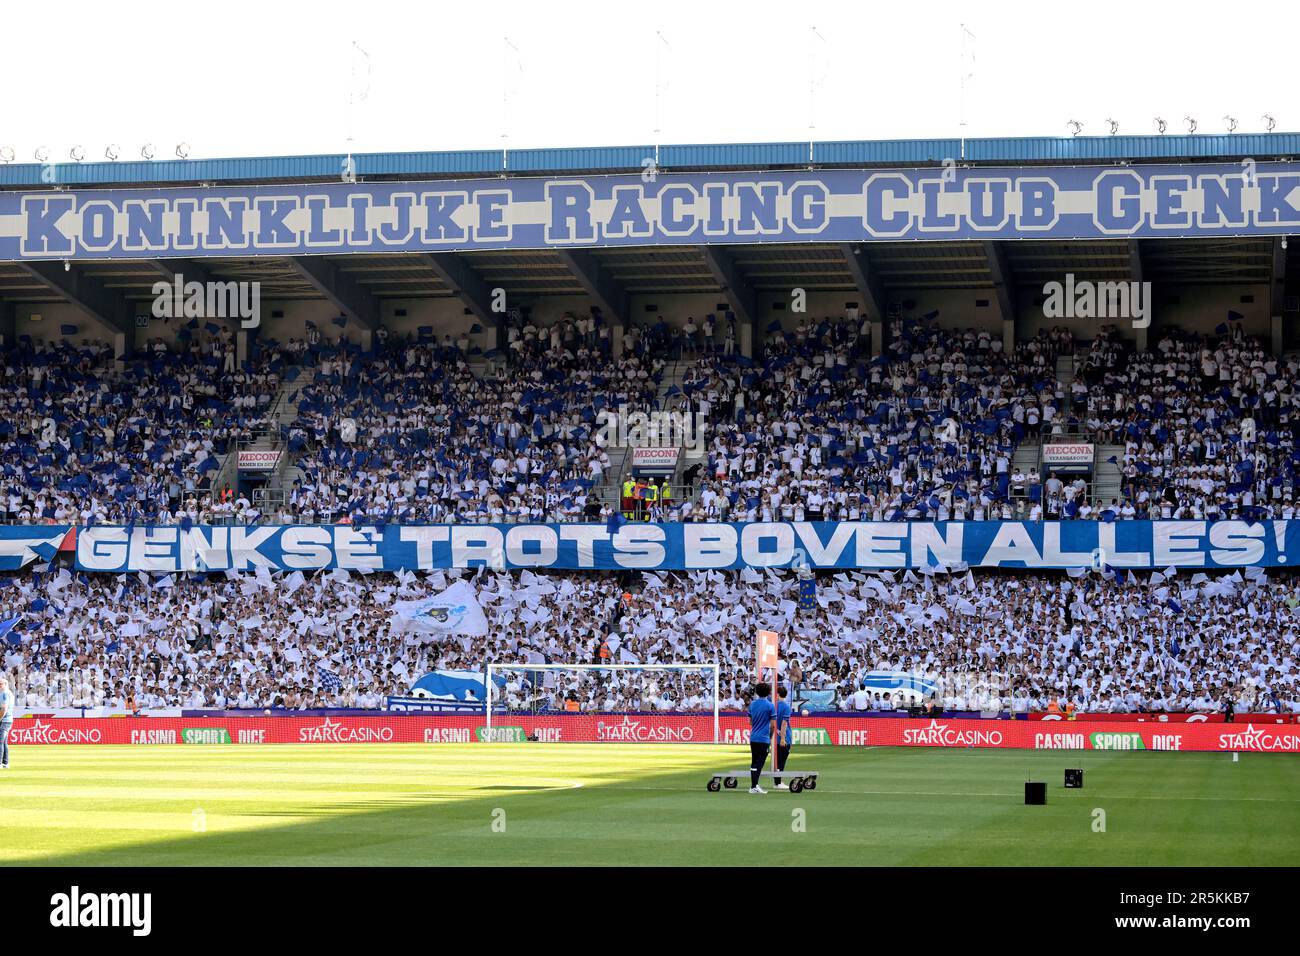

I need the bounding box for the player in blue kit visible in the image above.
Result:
[772,685,793,790]
[747,682,776,794]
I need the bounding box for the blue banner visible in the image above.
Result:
[67,521,1300,572]
[3,163,1297,261]
[384,697,484,714]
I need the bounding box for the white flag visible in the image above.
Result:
[392,579,490,637]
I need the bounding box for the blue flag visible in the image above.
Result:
[317,664,342,692]
[798,575,817,612]
[0,613,22,646]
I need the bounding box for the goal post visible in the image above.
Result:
[485,663,721,743]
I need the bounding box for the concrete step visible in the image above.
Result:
[1012,445,1041,472]
[1056,353,1076,387]
[1088,443,1126,504]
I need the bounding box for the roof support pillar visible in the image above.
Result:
[701,246,757,357]
[288,256,381,331]
[414,253,501,327]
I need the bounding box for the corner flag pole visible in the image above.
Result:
[756,629,781,783]
[771,649,781,783]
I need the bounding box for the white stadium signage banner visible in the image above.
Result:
[630,447,679,475]
[237,450,282,471]
[1041,443,1095,466]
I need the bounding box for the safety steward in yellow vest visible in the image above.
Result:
[621,477,636,519]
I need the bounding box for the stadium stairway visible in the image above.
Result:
[1090,445,1125,504]
[1011,443,1040,475]
[1056,352,1077,390]
[244,365,315,518]
[661,356,707,495]
[592,356,699,513]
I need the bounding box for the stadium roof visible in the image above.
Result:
[1,134,1296,329]
[2,238,1293,328]
[2,133,1299,189]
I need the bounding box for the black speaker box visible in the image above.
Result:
[1064,768,1084,788]
[1025,781,1046,805]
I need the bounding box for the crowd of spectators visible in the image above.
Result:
[3,564,1295,716]
[1073,325,1300,521]
[0,331,283,526]
[5,310,1299,529]
[279,330,664,523]
[666,320,1070,522]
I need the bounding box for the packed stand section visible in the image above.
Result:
[661,317,1070,522]
[281,320,663,524]
[3,565,1295,716]
[1075,325,1300,521]
[0,330,285,526]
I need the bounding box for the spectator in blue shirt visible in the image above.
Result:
[747,682,776,794]
[0,675,13,769]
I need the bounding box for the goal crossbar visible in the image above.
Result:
[486,662,720,742]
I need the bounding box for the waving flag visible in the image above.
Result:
[798,574,817,612]
[0,613,22,646]
[392,579,489,636]
[756,628,780,678]
[0,528,71,571]
[410,669,494,701]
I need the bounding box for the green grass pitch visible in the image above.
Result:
[2,744,1298,866]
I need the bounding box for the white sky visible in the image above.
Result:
[2,0,1296,163]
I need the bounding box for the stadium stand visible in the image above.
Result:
[2,313,1299,526]
[0,330,284,525]
[3,565,1296,715]
[2,135,1299,727]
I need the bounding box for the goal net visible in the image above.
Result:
[485,663,720,743]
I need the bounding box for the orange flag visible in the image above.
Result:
[755,629,780,677]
